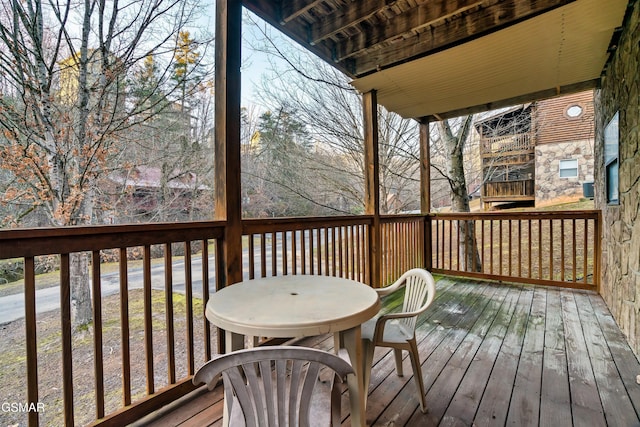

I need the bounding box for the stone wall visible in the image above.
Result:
[594,1,640,355]
[535,139,594,205]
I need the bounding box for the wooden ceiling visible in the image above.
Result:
[242,0,631,119]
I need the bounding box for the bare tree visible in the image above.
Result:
[0,0,209,327]
[245,17,420,216]
[431,117,482,271]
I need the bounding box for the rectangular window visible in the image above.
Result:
[604,112,619,204]
[559,159,578,178]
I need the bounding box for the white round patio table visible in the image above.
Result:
[205,274,381,427]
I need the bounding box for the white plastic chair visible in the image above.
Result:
[361,268,436,413]
[193,345,355,426]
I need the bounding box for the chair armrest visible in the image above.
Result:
[374,284,401,297]
[371,312,418,342]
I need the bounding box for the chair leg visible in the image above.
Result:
[408,338,427,413]
[393,348,404,377]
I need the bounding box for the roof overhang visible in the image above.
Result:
[243,0,630,120]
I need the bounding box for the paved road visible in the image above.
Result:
[0,255,212,324]
[0,242,288,324]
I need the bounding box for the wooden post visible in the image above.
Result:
[363,90,381,287]
[215,0,244,352]
[420,118,433,270]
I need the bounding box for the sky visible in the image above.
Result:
[198,6,290,108]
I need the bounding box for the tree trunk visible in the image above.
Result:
[70,252,92,327]
[438,117,482,272]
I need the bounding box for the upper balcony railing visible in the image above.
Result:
[482,179,535,200]
[480,133,534,155]
[0,210,600,426]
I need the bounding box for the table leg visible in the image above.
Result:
[225,331,245,352]
[340,326,368,427]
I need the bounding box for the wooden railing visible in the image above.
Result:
[480,132,533,154]
[0,222,224,427]
[0,211,602,426]
[430,211,601,290]
[243,216,373,283]
[380,215,427,284]
[483,179,535,199]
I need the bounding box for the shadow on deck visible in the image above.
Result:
[135,277,640,426]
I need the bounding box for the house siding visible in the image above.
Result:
[594,1,640,355]
[535,91,595,145]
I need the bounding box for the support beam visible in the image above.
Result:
[281,0,324,24]
[315,0,484,49]
[310,0,394,45]
[215,0,243,352]
[363,90,381,288]
[420,119,431,214]
[420,118,433,270]
[341,0,575,76]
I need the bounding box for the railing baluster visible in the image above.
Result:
[331,227,336,276]
[448,220,453,270]
[456,220,460,271]
[324,227,330,275]
[92,250,105,419]
[490,220,494,275]
[25,256,39,427]
[571,218,578,282]
[584,219,589,284]
[119,248,131,406]
[549,220,554,281]
[260,233,267,277]
[338,226,343,277]
[317,227,322,275]
[528,220,532,278]
[202,241,211,361]
[309,229,315,275]
[538,219,542,280]
[499,220,503,276]
[301,230,307,275]
[248,234,255,279]
[292,230,298,275]
[508,219,512,277]
[272,232,277,276]
[143,245,154,395]
[350,226,355,280]
[518,221,522,277]
[60,253,74,426]
[355,225,361,281]
[560,220,566,282]
[184,242,194,375]
[164,244,175,384]
[283,231,289,275]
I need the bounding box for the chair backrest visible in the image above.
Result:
[193,346,354,427]
[397,268,437,332]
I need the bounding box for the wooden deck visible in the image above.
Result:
[136,277,640,426]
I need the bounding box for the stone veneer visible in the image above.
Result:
[535,139,594,204]
[594,1,640,355]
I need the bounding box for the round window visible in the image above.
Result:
[566,105,583,118]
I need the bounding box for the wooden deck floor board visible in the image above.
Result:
[439,285,522,426]
[364,281,494,425]
[561,290,607,426]
[420,284,511,426]
[474,286,534,426]
[540,289,572,427]
[574,292,640,426]
[506,286,546,427]
[137,279,640,427]
[588,293,640,419]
